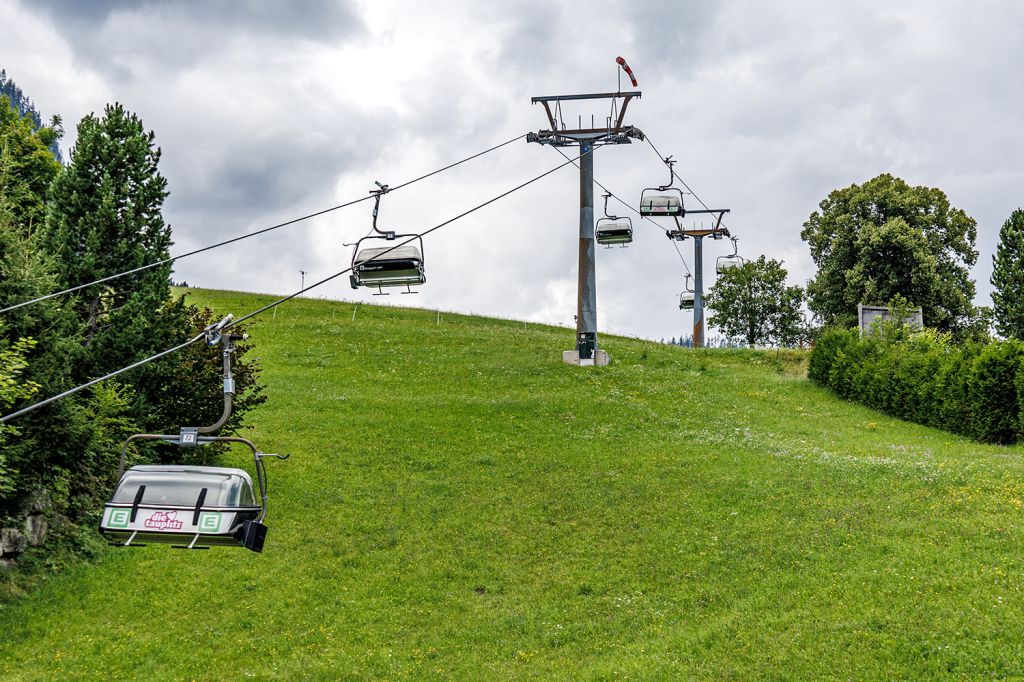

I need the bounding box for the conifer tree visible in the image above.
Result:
[0,96,129,518]
[45,103,172,375]
[991,209,1024,339]
[45,103,264,441]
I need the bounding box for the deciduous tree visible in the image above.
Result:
[706,256,805,347]
[801,174,977,333]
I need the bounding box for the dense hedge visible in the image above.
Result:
[809,325,1024,444]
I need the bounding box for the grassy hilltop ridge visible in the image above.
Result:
[1,288,1022,679]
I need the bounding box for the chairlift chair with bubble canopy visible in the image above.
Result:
[679,274,695,310]
[595,192,633,247]
[349,182,426,294]
[716,236,744,274]
[98,315,288,553]
[640,156,685,217]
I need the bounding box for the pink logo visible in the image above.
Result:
[145,510,184,531]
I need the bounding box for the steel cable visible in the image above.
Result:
[1,148,586,423]
[1,132,528,315]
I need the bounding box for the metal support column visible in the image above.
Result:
[527,82,643,366]
[577,142,597,360]
[668,211,730,349]
[693,236,704,348]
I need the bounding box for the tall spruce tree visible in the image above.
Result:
[991,209,1024,339]
[45,103,264,444]
[1,96,134,526]
[45,103,172,378]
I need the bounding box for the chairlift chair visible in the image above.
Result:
[595,192,633,247]
[98,316,287,553]
[640,191,684,217]
[679,274,695,310]
[716,237,744,274]
[349,183,426,294]
[640,156,685,218]
[716,255,743,274]
[351,242,426,292]
[100,462,267,551]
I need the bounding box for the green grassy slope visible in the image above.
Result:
[2,288,1023,679]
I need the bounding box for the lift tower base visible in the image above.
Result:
[563,349,610,367]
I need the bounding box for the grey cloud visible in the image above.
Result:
[397,63,511,144]
[29,0,363,38]
[159,112,397,261]
[24,0,365,80]
[624,0,721,76]
[25,0,139,23]
[8,0,1024,341]
[488,1,563,81]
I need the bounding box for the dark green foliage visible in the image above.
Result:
[45,102,172,377]
[0,96,61,230]
[705,255,805,347]
[126,299,266,465]
[0,294,131,518]
[42,102,264,442]
[991,209,1024,339]
[962,304,994,343]
[967,342,1022,443]
[801,174,978,334]
[0,339,38,493]
[0,71,63,163]
[806,327,856,385]
[0,97,135,596]
[1,99,264,588]
[0,95,111,511]
[809,320,1024,444]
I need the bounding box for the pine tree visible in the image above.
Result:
[991,208,1024,339]
[46,103,172,377]
[0,96,131,519]
[45,103,264,441]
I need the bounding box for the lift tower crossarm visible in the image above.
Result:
[531,91,642,102]
[528,127,643,146]
[666,208,732,240]
[530,91,642,140]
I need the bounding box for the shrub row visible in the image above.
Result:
[809,324,1024,444]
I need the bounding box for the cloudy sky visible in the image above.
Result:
[2,0,1022,342]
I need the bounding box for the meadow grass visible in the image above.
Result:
[1,288,1022,679]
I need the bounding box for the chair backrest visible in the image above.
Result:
[597,219,631,233]
[356,244,422,263]
[643,195,680,209]
[112,465,256,508]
